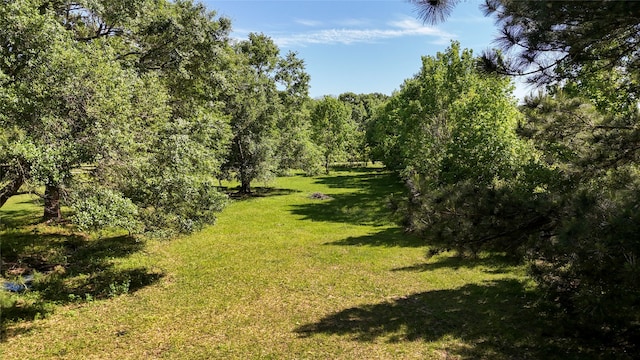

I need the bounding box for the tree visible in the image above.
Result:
[369,42,537,254]
[338,92,388,164]
[410,0,640,345]
[112,0,233,234]
[274,52,320,175]
[310,96,356,174]
[0,0,232,234]
[222,35,316,192]
[519,83,640,347]
[221,33,280,194]
[0,1,151,222]
[367,89,413,170]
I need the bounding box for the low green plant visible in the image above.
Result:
[69,185,142,234]
[108,278,131,298]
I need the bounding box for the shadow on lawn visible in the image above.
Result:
[224,187,301,200]
[1,231,163,340]
[295,279,596,359]
[290,170,405,227]
[1,198,44,229]
[316,171,403,192]
[393,253,522,274]
[326,227,425,248]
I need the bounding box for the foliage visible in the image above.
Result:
[410,0,640,346]
[222,34,315,191]
[338,92,389,164]
[529,168,640,346]
[70,185,141,233]
[275,53,322,176]
[310,96,356,174]
[519,87,640,345]
[411,1,640,85]
[369,42,538,254]
[0,0,231,234]
[480,0,640,85]
[516,17,640,346]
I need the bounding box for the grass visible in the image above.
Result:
[0,167,602,359]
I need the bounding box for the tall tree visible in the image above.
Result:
[222,34,315,192]
[111,0,233,234]
[274,52,320,175]
[518,80,640,346]
[0,1,151,221]
[338,92,388,164]
[369,42,536,254]
[310,96,355,174]
[0,0,233,234]
[221,33,280,194]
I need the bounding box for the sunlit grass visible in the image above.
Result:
[1,167,592,359]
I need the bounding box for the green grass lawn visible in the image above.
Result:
[1,168,594,359]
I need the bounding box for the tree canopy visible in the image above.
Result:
[1,0,317,230]
[369,41,536,253]
[409,0,640,346]
[221,33,313,193]
[1,0,233,234]
[310,96,356,174]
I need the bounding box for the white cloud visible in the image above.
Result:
[335,18,371,27]
[274,17,454,47]
[295,18,323,27]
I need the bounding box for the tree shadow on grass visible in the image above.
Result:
[326,227,425,248]
[330,165,385,174]
[314,170,403,191]
[291,192,392,226]
[290,171,405,227]
[393,253,523,274]
[1,232,163,341]
[1,198,44,228]
[295,279,599,359]
[224,187,301,200]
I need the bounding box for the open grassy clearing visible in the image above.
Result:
[1,167,592,359]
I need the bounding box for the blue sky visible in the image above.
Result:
[203,0,530,99]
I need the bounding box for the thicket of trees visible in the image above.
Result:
[305,92,388,174]
[0,1,390,226]
[386,0,640,349]
[0,0,241,235]
[0,0,329,234]
[368,42,538,254]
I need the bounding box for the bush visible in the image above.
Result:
[70,185,142,233]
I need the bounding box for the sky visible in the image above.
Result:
[202,0,531,99]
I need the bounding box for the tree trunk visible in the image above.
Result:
[43,183,62,222]
[240,178,251,194]
[0,176,24,209]
[324,155,330,175]
[236,139,251,194]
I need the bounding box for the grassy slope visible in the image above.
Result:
[1,168,584,359]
